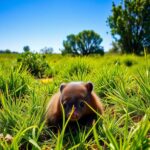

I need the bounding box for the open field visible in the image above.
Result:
[0,54,150,149]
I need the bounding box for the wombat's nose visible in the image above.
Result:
[73,110,78,117]
[69,110,79,121]
[71,113,79,120]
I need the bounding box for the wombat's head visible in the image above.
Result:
[59,82,93,121]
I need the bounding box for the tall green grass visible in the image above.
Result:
[0,54,149,149]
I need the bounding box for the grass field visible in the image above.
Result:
[0,53,150,149]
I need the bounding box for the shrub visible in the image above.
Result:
[18,52,53,78]
[124,59,133,67]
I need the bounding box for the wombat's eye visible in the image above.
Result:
[63,102,67,109]
[79,101,84,108]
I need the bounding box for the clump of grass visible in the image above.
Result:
[68,60,91,76]
[94,110,150,150]
[94,65,125,99]
[61,59,92,81]
[135,70,150,107]
[106,68,150,118]
[0,67,32,100]
[17,52,54,78]
[0,88,47,149]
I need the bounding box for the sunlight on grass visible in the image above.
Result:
[0,54,150,149]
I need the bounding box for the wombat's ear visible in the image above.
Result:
[60,83,66,92]
[85,82,93,93]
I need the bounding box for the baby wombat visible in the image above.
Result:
[45,82,103,128]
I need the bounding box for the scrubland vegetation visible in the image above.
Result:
[0,53,150,149]
[0,0,150,149]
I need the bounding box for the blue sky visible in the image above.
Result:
[0,0,120,53]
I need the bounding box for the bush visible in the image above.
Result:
[124,59,133,67]
[18,52,53,78]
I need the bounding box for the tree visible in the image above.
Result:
[143,35,150,52]
[0,49,11,53]
[23,46,30,52]
[107,0,150,55]
[62,34,80,55]
[5,49,11,53]
[40,47,53,54]
[62,30,104,55]
[109,41,121,53]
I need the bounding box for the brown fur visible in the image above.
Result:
[45,82,103,128]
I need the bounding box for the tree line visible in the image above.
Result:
[62,0,150,55]
[108,0,150,55]
[1,0,150,55]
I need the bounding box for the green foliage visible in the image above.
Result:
[0,49,18,54]
[18,52,53,78]
[0,54,150,149]
[4,49,11,54]
[97,111,150,150]
[23,45,30,52]
[0,89,46,149]
[63,60,91,81]
[95,65,123,98]
[108,0,150,55]
[40,47,53,54]
[0,68,31,99]
[109,41,121,53]
[124,59,133,67]
[62,30,104,55]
